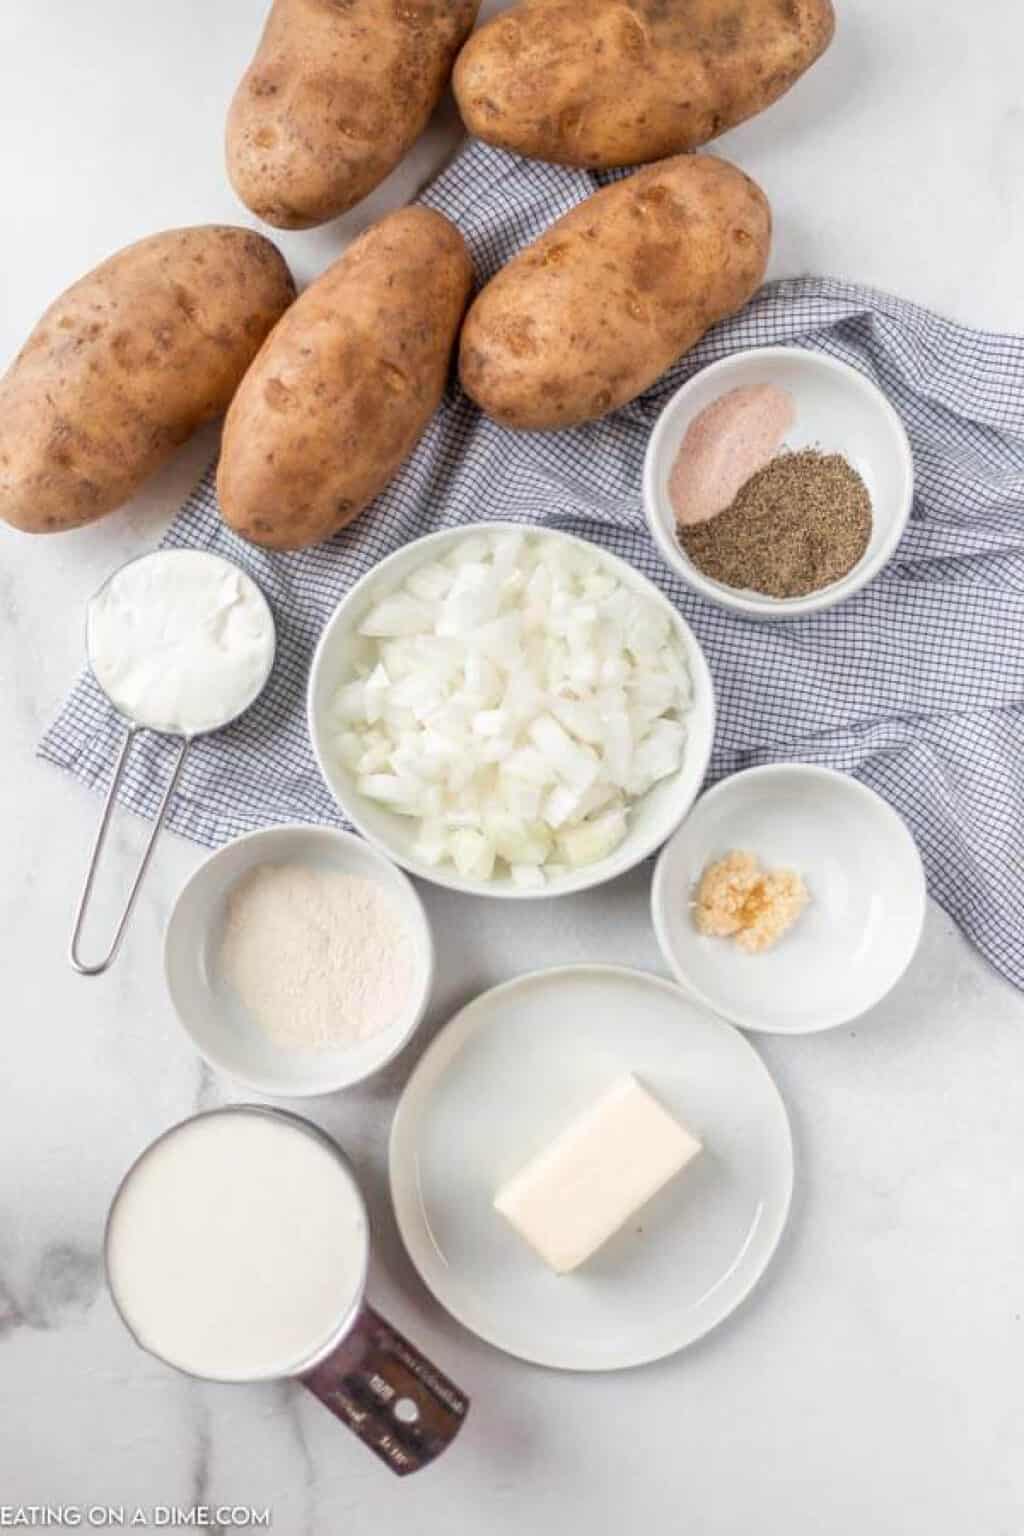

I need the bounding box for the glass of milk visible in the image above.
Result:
[105,1106,468,1476]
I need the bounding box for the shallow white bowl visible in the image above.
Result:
[164,825,434,1094]
[307,523,716,899]
[651,765,927,1034]
[643,346,914,620]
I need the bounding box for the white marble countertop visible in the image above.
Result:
[2,1,1023,1530]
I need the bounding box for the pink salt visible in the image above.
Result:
[668,384,796,527]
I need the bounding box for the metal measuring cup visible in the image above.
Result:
[105,1106,469,1476]
[69,550,276,975]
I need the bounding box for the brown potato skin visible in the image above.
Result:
[454,0,834,168]
[0,228,295,535]
[227,0,481,230]
[459,154,770,432]
[217,208,474,551]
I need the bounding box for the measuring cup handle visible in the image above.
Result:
[302,1304,469,1476]
[69,730,190,976]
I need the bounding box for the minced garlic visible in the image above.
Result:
[693,850,808,955]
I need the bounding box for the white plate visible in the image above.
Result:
[651,765,927,1034]
[307,522,715,900]
[164,825,434,1095]
[389,965,792,1371]
[643,346,914,619]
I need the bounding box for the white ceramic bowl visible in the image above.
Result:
[308,522,716,899]
[643,346,914,620]
[164,825,434,1094]
[651,765,927,1033]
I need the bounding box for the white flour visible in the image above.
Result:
[218,862,415,1050]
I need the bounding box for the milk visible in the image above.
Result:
[106,1110,369,1381]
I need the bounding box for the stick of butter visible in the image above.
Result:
[493,1074,702,1274]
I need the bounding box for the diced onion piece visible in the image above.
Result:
[380,639,418,682]
[567,781,620,827]
[510,864,546,890]
[336,731,363,770]
[557,807,628,868]
[364,663,390,724]
[333,680,367,723]
[600,654,629,686]
[628,719,686,796]
[583,570,616,601]
[528,714,599,795]
[492,531,527,584]
[629,672,677,725]
[549,694,602,745]
[474,613,523,660]
[543,782,584,830]
[501,777,543,821]
[414,818,448,866]
[445,807,483,830]
[405,562,454,603]
[446,757,476,794]
[504,746,555,785]
[451,534,492,566]
[437,563,501,636]
[360,595,434,637]
[599,706,633,788]
[473,708,511,738]
[357,773,420,810]
[657,643,692,705]
[485,812,551,866]
[478,737,514,764]
[624,597,670,659]
[357,735,391,774]
[465,652,502,706]
[450,828,496,881]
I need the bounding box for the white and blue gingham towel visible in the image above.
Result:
[40,140,1024,991]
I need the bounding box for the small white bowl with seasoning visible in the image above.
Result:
[650,764,927,1033]
[308,522,715,899]
[643,347,914,620]
[164,825,434,1095]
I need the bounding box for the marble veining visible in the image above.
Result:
[0,1244,102,1337]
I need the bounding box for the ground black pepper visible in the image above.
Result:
[678,449,873,599]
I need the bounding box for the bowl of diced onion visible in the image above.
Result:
[307,523,715,898]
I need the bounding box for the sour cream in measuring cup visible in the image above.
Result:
[86,548,275,736]
[70,549,276,977]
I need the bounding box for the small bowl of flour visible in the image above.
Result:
[164,826,434,1094]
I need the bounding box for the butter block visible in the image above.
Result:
[493,1074,702,1274]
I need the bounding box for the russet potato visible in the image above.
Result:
[217,207,474,550]
[454,0,834,168]
[227,0,480,229]
[459,154,771,432]
[0,227,295,534]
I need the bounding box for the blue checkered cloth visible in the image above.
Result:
[40,140,1024,992]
